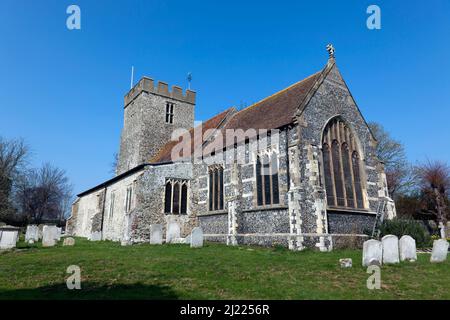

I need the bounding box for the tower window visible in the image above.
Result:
[164,179,188,214]
[165,102,174,124]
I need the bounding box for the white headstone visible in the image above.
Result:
[63,237,75,246]
[362,239,382,267]
[190,227,203,248]
[166,222,180,243]
[185,234,191,245]
[399,235,417,262]
[25,225,39,242]
[0,229,19,250]
[42,225,57,247]
[382,235,400,264]
[430,239,449,263]
[89,231,102,241]
[149,224,163,245]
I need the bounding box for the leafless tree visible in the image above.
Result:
[415,160,450,238]
[369,122,413,198]
[15,163,73,224]
[0,137,29,222]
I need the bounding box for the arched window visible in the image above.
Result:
[256,151,280,206]
[322,118,365,210]
[209,165,224,211]
[164,179,189,214]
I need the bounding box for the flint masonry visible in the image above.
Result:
[66,49,396,250]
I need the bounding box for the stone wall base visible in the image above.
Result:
[203,233,369,250]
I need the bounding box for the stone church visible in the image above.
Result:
[66,48,396,251]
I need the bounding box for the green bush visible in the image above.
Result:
[379,218,431,248]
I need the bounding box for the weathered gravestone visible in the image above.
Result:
[149,224,163,244]
[399,235,417,262]
[430,239,449,263]
[190,227,203,248]
[362,239,382,266]
[25,225,39,243]
[63,237,75,246]
[0,227,20,250]
[166,221,180,243]
[42,225,57,247]
[382,235,400,264]
[89,231,102,241]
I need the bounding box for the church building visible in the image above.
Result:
[66,48,396,251]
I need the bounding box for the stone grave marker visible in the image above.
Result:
[382,235,400,264]
[190,227,203,248]
[399,235,417,262]
[362,239,383,267]
[150,224,163,244]
[166,222,180,243]
[430,239,449,263]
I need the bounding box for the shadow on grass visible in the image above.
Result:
[0,282,179,300]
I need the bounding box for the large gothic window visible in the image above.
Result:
[322,118,365,209]
[164,179,188,214]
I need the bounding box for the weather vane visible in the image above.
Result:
[187,72,192,90]
[326,44,335,58]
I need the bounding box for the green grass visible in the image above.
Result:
[0,238,449,300]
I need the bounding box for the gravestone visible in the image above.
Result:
[166,222,180,243]
[25,225,39,243]
[89,231,102,241]
[63,237,75,246]
[382,235,400,264]
[362,239,383,267]
[190,227,203,248]
[42,225,57,247]
[399,235,417,262]
[339,258,352,268]
[430,239,449,263]
[0,227,20,250]
[149,224,163,244]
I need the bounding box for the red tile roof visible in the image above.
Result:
[150,69,322,163]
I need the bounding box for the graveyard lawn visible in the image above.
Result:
[1,239,449,300]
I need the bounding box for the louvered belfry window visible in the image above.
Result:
[322,118,365,209]
[164,179,188,214]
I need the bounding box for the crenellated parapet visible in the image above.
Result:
[124,77,196,107]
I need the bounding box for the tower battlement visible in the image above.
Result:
[124,77,196,107]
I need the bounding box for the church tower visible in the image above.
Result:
[116,77,196,175]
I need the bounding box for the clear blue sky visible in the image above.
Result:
[1,0,449,195]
